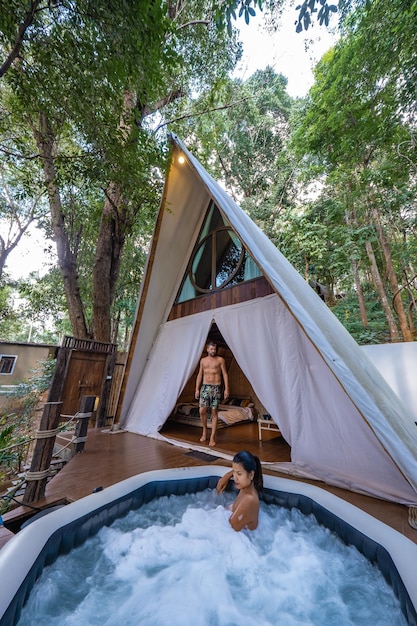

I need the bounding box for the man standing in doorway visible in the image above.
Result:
[195,341,229,447]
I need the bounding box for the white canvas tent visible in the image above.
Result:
[119,134,417,506]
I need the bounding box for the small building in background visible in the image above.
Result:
[0,341,58,407]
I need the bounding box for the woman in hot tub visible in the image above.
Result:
[216,450,263,531]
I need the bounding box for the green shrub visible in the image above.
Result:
[0,359,56,504]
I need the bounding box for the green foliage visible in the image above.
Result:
[0,283,12,319]
[0,358,55,496]
[331,288,390,345]
[212,0,339,34]
[342,0,417,116]
[214,0,263,33]
[288,0,417,342]
[0,284,26,339]
[0,0,254,342]
[14,270,71,342]
[10,357,56,404]
[295,0,338,32]
[0,270,71,343]
[111,233,152,347]
[277,204,337,284]
[0,411,30,480]
[169,66,294,237]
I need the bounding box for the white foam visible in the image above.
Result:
[17,490,407,626]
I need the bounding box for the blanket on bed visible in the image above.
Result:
[170,401,255,429]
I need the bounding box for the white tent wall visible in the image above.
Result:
[122,312,213,436]
[119,135,417,506]
[361,343,417,423]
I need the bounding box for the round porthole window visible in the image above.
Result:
[190,227,245,293]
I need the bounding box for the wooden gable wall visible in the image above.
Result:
[168,276,274,321]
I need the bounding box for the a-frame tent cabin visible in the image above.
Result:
[118,134,417,506]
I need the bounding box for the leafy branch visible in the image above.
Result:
[155,96,252,133]
[295,0,338,32]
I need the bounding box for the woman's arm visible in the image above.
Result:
[216,469,233,494]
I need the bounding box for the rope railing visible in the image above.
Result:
[0,413,80,456]
[1,412,79,514]
[1,401,93,519]
[35,427,61,439]
[0,438,34,454]
[0,411,87,489]
[25,468,52,482]
[5,396,97,506]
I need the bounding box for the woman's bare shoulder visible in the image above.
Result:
[229,491,260,531]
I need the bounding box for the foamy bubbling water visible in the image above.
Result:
[18,489,407,625]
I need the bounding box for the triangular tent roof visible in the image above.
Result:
[119,134,417,506]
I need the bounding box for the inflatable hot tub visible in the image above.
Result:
[0,466,416,625]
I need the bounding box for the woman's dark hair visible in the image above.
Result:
[233,450,263,492]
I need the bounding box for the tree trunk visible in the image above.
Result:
[304,253,309,282]
[92,182,126,341]
[92,91,135,342]
[403,267,417,338]
[32,112,89,338]
[365,240,400,341]
[344,203,368,328]
[351,255,368,327]
[371,206,412,341]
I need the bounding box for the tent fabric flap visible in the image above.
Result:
[120,312,213,435]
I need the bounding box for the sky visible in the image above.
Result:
[5,7,337,281]
[7,227,56,281]
[235,6,338,97]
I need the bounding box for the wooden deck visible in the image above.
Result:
[2,421,416,547]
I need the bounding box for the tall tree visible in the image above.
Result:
[290,10,417,341]
[0,1,248,341]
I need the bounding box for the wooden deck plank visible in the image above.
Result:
[2,425,416,547]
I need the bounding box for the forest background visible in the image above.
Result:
[1,0,416,349]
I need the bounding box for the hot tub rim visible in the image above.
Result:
[0,466,416,626]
